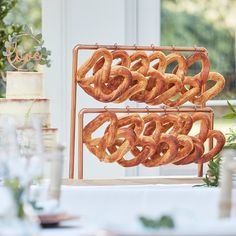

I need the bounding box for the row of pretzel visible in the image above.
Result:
[77,48,225,106]
[83,111,225,167]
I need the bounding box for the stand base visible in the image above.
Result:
[62,176,203,186]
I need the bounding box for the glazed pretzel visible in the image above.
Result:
[116,136,157,167]
[130,51,150,75]
[173,136,204,165]
[149,51,167,73]
[130,70,166,102]
[191,72,225,105]
[83,111,118,160]
[164,76,201,107]
[195,130,225,164]
[142,134,179,167]
[93,50,131,74]
[77,49,225,105]
[146,74,183,105]
[83,111,225,167]
[191,113,210,142]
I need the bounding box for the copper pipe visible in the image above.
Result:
[79,107,213,114]
[78,112,84,179]
[73,43,207,52]
[69,46,79,179]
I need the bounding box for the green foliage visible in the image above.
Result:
[223,101,236,119]
[0,0,22,97]
[4,177,25,218]
[203,154,221,187]
[0,0,17,20]
[139,215,175,229]
[3,0,41,33]
[4,25,51,71]
[223,101,236,149]
[161,0,236,99]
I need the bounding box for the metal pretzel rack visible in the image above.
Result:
[69,43,212,184]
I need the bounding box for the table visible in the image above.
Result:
[41,184,236,236]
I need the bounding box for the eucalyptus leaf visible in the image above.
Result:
[227,100,236,113]
[35,33,42,40]
[4,41,11,48]
[223,113,236,119]
[2,51,9,56]
[26,62,35,70]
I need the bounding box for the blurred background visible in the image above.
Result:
[1,0,236,177]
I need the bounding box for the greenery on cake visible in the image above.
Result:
[3,25,51,72]
[0,0,22,97]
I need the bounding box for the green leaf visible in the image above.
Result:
[4,41,11,48]
[223,113,236,119]
[23,25,32,34]
[2,51,8,56]
[227,100,236,113]
[26,62,35,71]
[35,33,42,40]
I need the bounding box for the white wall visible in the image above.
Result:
[42,0,161,178]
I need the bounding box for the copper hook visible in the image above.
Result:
[177,106,180,113]
[151,44,155,52]
[194,105,198,112]
[95,43,99,49]
[162,105,167,115]
[104,105,108,112]
[145,106,150,114]
[133,44,137,51]
[126,105,130,114]
[114,43,118,49]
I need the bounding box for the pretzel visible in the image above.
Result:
[103,127,137,163]
[173,52,210,85]
[164,76,201,107]
[130,51,150,75]
[186,52,210,85]
[146,74,182,105]
[149,51,167,73]
[196,130,225,164]
[130,70,165,102]
[171,134,194,163]
[77,48,112,86]
[171,113,193,135]
[165,53,187,80]
[116,136,157,167]
[142,134,179,167]
[191,113,210,142]
[93,65,132,102]
[143,113,162,142]
[115,114,144,136]
[173,136,204,165]
[191,72,225,105]
[83,112,118,159]
[93,50,131,74]
[114,72,147,103]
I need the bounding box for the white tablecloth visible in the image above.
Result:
[41,184,236,236]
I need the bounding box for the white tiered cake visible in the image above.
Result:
[0,71,57,151]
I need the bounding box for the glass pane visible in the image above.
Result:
[4,0,41,33]
[161,0,236,100]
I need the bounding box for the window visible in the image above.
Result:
[161,0,236,100]
[4,0,41,33]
